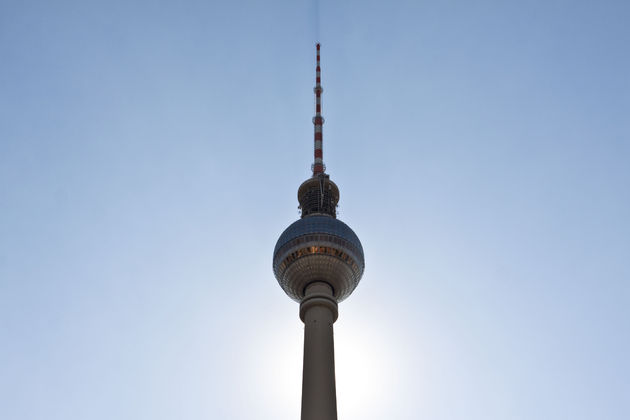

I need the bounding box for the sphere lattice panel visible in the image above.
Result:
[273,215,365,302]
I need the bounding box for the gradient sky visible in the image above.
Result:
[1,1,629,419]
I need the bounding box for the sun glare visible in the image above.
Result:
[335,318,400,419]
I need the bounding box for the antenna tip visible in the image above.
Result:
[316,43,320,49]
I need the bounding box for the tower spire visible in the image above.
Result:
[312,43,325,175]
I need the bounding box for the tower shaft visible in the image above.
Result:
[300,282,338,420]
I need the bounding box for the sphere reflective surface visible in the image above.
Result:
[273,215,365,302]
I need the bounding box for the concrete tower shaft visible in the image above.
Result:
[300,282,338,420]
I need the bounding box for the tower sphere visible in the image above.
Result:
[273,214,365,302]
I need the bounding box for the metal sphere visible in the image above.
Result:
[273,214,365,302]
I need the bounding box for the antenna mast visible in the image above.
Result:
[312,43,325,175]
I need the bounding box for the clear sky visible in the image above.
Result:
[1,1,628,419]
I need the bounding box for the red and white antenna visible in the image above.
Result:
[312,43,325,175]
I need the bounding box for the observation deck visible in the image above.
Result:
[273,214,365,302]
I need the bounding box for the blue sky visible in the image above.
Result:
[1,1,628,419]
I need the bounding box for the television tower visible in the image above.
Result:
[273,44,365,420]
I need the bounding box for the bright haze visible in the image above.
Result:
[1,1,628,419]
